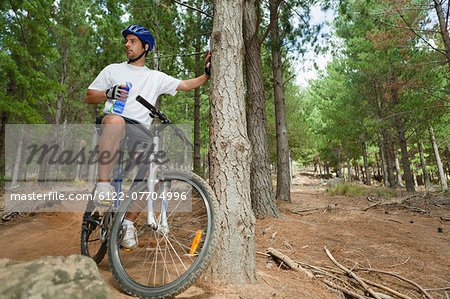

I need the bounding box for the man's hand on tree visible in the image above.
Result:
[205,51,211,77]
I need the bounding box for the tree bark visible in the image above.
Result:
[354,163,360,181]
[269,0,291,202]
[10,128,24,188]
[445,145,450,177]
[429,126,448,189]
[243,0,281,217]
[390,129,404,188]
[0,112,8,193]
[88,129,98,183]
[346,147,352,182]
[55,47,68,125]
[391,80,414,192]
[418,140,431,189]
[361,136,371,185]
[193,10,202,175]
[394,115,414,192]
[383,132,395,187]
[433,0,450,66]
[377,133,388,186]
[207,0,257,284]
[337,146,343,179]
[318,158,323,180]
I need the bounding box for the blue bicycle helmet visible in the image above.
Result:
[122,25,154,63]
[122,25,154,51]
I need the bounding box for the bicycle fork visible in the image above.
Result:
[146,135,170,236]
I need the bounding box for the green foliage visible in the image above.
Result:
[328,182,397,198]
[299,0,449,180]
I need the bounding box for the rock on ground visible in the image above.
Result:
[0,255,113,299]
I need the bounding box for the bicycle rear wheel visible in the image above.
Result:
[80,200,111,264]
[108,170,218,298]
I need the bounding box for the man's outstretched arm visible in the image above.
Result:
[176,51,211,92]
[176,74,210,92]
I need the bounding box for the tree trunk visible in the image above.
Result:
[391,80,415,192]
[346,147,352,182]
[152,2,162,112]
[55,47,68,125]
[318,159,323,180]
[193,11,202,175]
[354,163,360,181]
[429,126,448,189]
[413,169,419,187]
[10,128,24,188]
[445,145,450,177]
[377,133,388,186]
[394,116,414,192]
[207,0,257,284]
[269,0,290,202]
[393,148,404,187]
[433,0,450,66]
[337,147,342,179]
[243,0,280,218]
[361,136,371,186]
[390,130,404,188]
[383,132,395,187]
[0,111,7,193]
[88,129,98,183]
[418,140,431,189]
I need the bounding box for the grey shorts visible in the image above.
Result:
[95,114,153,155]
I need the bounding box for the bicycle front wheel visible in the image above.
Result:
[108,170,218,298]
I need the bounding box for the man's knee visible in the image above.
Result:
[100,115,125,140]
[102,114,126,125]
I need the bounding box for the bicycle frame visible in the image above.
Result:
[110,123,176,236]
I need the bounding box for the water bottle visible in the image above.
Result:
[112,82,132,114]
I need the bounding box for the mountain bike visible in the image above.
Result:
[80,95,218,298]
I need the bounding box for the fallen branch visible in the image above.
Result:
[387,257,410,268]
[356,268,433,299]
[283,240,293,250]
[267,248,314,278]
[361,278,412,299]
[424,286,450,291]
[323,280,368,299]
[255,251,270,257]
[388,219,402,224]
[324,246,382,299]
[292,207,320,214]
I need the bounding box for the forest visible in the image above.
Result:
[1,0,448,196]
[0,0,449,296]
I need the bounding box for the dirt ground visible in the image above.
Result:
[1,173,449,298]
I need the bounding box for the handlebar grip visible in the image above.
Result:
[136,95,156,113]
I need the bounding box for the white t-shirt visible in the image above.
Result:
[88,62,181,126]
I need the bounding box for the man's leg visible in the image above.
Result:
[98,114,125,182]
[94,114,125,204]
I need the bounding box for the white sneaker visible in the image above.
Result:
[121,225,138,248]
[93,183,115,206]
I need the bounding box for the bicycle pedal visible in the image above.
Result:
[119,245,131,251]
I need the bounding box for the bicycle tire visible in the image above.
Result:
[80,200,109,264]
[108,169,218,298]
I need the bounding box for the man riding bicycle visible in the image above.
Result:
[85,25,211,249]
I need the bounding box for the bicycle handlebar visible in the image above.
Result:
[136,95,171,124]
[136,95,193,148]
